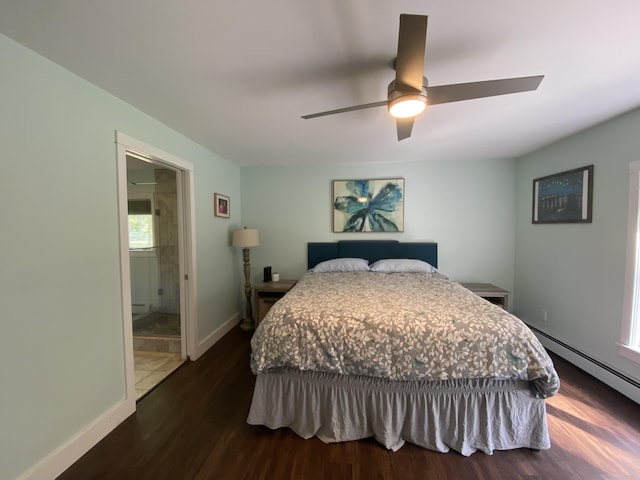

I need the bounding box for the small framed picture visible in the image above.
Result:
[214,193,230,218]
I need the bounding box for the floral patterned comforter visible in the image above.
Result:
[251,272,559,398]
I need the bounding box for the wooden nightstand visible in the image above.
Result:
[254,279,297,326]
[460,282,510,310]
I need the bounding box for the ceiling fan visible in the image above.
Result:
[301,14,544,141]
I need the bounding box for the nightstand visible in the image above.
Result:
[254,279,297,326]
[460,282,510,310]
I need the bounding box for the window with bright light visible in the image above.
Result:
[128,197,155,250]
[621,160,640,363]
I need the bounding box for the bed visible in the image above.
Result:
[247,241,560,455]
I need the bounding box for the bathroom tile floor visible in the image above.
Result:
[134,350,185,400]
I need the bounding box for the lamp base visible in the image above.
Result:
[239,318,255,331]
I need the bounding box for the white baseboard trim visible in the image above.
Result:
[533,332,640,405]
[192,312,240,360]
[19,313,240,479]
[18,397,135,480]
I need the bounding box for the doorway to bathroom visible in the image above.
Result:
[116,131,198,405]
[127,156,184,398]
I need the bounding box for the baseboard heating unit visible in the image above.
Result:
[526,323,640,402]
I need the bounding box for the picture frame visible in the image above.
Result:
[332,178,405,232]
[532,165,593,224]
[214,193,230,218]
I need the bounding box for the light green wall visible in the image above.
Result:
[241,158,517,292]
[0,34,241,479]
[514,106,640,388]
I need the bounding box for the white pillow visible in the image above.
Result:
[370,258,437,273]
[310,258,370,272]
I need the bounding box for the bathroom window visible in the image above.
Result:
[128,197,155,250]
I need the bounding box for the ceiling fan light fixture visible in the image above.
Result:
[388,95,427,118]
[301,14,544,142]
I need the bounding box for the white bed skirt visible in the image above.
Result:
[247,369,550,455]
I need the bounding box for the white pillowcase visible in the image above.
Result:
[370,258,437,273]
[310,258,370,272]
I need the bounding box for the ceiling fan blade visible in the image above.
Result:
[426,75,544,105]
[395,14,428,92]
[396,118,414,141]
[301,100,387,119]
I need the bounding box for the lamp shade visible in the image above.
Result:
[232,228,260,248]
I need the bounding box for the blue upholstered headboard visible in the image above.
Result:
[307,241,438,270]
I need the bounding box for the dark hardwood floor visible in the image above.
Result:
[58,326,640,480]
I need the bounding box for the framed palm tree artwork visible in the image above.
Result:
[332,178,405,232]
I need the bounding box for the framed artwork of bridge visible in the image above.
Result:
[532,165,593,224]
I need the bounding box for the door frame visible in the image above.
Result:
[115,131,198,403]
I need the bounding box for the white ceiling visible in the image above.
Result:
[2,1,640,167]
